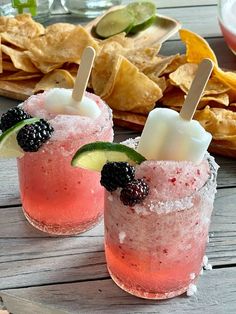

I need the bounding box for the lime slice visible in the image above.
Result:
[0,118,39,158]
[95,8,134,39]
[71,142,146,171]
[127,1,156,34]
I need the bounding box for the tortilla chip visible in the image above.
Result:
[0,71,42,81]
[0,79,37,100]
[0,32,27,49]
[92,42,123,96]
[179,29,218,65]
[103,56,162,114]
[161,55,187,74]
[45,23,76,34]
[124,45,162,72]
[1,44,38,73]
[2,61,18,72]
[179,29,236,91]
[147,75,167,93]
[0,37,2,74]
[144,54,180,77]
[27,56,63,74]
[194,106,236,141]
[113,109,146,131]
[213,67,236,90]
[34,69,74,92]
[169,63,229,95]
[100,33,134,49]
[200,93,229,107]
[0,14,44,38]
[160,88,185,108]
[26,25,99,64]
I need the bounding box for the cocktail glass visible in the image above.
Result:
[17,91,113,235]
[218,0,236,54]
[104,140,218,299]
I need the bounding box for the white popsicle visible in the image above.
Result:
[137,59,214,163]
[44,46,101,119]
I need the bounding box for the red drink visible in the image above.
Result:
[18,91,113,235]
[104,140,218,299]
[218,0,236,54]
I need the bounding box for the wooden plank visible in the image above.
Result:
[0,187,235,290]
[1,267,235,314]
[0,159,19,206]
[123,0,217,8]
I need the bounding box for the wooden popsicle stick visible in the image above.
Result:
[72,46,96,104]
[180,58,214,121]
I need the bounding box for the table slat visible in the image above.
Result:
[1,267,235,314]
[0,187,235,290]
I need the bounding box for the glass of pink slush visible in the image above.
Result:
[218,0,236,54]
[17,90,113,235]
[104,139,218,299]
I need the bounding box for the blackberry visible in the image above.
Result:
[100,162,135,192]
[17,119,54,152]
[0,107,32,132]
[120,179,149,206]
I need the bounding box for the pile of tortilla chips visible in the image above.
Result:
[0,14,235,157]
[91,29,236,157]
[0,14,98,97]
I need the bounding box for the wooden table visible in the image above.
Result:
[0,1,236,313]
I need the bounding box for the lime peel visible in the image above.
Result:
[0,117,40,158]
[71,142,146,171]
[127,1,157,34]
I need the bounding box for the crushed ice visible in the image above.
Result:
[190,273,195,280]
[186,283,197,297]
[203,255,212,270]
[119,231,126,244]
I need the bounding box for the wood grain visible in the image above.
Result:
[0,187,235,290]
[1,267,235,314]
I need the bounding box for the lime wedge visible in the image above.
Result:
[0,118,39,158]
[95,8,134,39]
[71,142,146,171]
[127,1,156,34]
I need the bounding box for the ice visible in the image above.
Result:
[119,231,126,244]
[108,195,113,202]
[203,255,208,266]
[122,138,218,214]
[135,158,210,202]
[203,255,212,270]
[190,273,196,280]
[186,283,197,297]
[22,91,112,144]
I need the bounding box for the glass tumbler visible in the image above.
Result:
[104,146,218,299]
[218,0,236,54]
[64,0,122,18]
[17,91,113,235]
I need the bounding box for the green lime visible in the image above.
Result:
[127,1,156,34]
[71,142,146,171]
[0,118,39,158]
[95,8,134,39]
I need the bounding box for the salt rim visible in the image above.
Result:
[186,283,197,297]
[121,137,219,215]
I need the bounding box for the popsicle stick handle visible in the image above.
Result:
[72,46,96,103]
[180,58,214,121]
